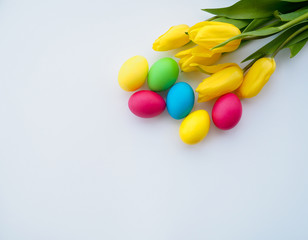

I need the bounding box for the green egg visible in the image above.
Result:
[148,57,179,91]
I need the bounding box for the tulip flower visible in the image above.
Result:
[175,45,215,58]
[153,24,190,51]
[190,62,238,74]
[196,65,244,102]
[175,45,221,72]
[236,58,276,98]
[188,21,241,53]
[178,54,221,72]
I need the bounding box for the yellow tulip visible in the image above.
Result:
[175,45,214,58]
[236,58,276,98]
[153,24,190,51]
[188,21,241,53]
[175,45,221,72]
[190,62,238,74]
[178,54,221,72]
[196,65,244,102]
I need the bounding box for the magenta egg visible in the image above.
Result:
[212,93,242,130]
[128,90,166,118]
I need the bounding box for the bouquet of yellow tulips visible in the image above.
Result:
[154,0,308,100]
[119,0,308,144]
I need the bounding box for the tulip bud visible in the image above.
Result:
[236,58,276,98]
[188,21,241,53]
[153,24,190,51]
[196,65,244,102]
[175,45,221,72]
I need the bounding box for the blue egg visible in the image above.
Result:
[166,82,195,120]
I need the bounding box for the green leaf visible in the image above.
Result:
[287,38,308,57]
[276,6,308,21]
[203,0,302,19]
[283,27,308,57]
[242,17,273,33]
[282,0,308,2]
[242,29,295,62]
[242,23,308,62]
[212,17,251,29]
[285,28,308,45]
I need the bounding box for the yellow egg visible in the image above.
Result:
[118,56,148,91]
[179,110,210,145]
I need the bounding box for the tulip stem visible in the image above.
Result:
[278,12,308,31]
[243,59,258,72]
[272,24,308,57]
[244,24,308,72]
[263,19,282,29]
[212,12,308,51]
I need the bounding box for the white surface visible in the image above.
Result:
[0,0,308,239]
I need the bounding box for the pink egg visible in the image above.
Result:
[212,93,242,130]
[128,90,166,118]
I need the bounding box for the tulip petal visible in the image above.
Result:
[191,62,238,74]
[175,48,193,58]
[236,58,276,98]
[153,24,190,51]
[195,65,244,102]
[188,21,241,53]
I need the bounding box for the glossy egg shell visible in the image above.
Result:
[118,56,148,91]
[167,82,194,120]
[128,90,166,118]
[179,110,210,145]
[147,57,179,91]
[212,93,242,130]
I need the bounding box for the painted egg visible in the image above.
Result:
[118,56,148,91]
[212,93,242,130]
[147,57,179,91]
[128,90,166,118]
[167,82,194,119]
[179,110,210,145]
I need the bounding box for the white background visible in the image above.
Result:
[0,0,308,239]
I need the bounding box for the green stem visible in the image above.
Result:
[242,21,281,40]
[212,12,308,50]
[272,24,308,57]
[242,17,272,33]
[243,24,308,71]
[263,19,282,29]
[278,11,308,31]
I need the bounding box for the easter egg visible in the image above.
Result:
[147,57,179,91]
[179,110,210,145]
[212,93,242,130]
[118,56,148,91]
[128,90,166,118]
[167,82,194,119]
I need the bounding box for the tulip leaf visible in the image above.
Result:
[282,0,308,2]
[287,38,308,57]
[276,6,308,21]
[283,27,308,57]
[212,17,251,29]
[203,0,305,19]
[242,30,294,62]
[243,17,273,33]
[284,27,308,45]
[242,23,308,62]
